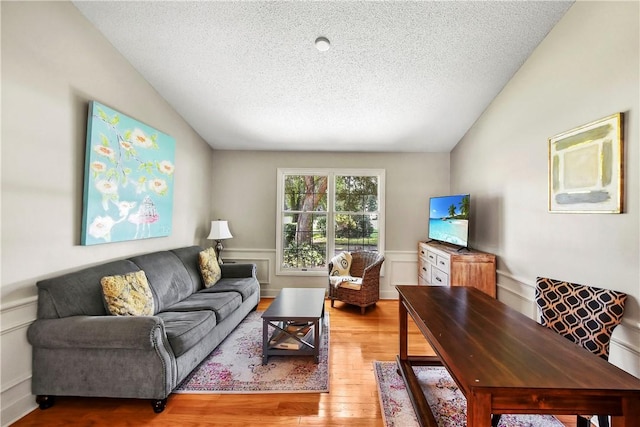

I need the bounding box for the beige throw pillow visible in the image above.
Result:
[330,251,352,277]
[101,270,155,316]
[199,247,222,288]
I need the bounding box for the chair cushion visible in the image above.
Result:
[199,247,221,288]
[330,252,352,276]
[100,270,155,316]
[329,276,363,290]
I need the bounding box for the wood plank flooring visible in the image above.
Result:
[13,298,580,426]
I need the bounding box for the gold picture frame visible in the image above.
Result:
[548,113,623,213]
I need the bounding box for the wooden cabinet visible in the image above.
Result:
[418,241,496,298]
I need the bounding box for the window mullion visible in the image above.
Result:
[327,173,336,261]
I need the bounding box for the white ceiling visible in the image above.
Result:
[73,1,573,153]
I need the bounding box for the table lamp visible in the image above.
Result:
[207,220,233,264]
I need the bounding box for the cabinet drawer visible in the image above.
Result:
[431,268,449,286]
[435,255,450,272]
[418,259,430,284]
[426,250,437,266]
[418,245,429,261]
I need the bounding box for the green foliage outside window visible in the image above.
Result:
[283,242,325,268]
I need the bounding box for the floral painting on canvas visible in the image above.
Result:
[81,101,176,245]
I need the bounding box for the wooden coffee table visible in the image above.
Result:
[261,288,326,365]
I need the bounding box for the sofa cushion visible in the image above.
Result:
[198,247,221,288]
[164,291,242,323]
[170,246,205,290]
[100,271,155,316]
[36,260,140,319]
[156,310,216,358]
[199,277,258,301]
[129,251,195,313]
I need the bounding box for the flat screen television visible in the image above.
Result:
[428,194,470,248]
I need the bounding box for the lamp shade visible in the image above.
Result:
[207,220,233,240]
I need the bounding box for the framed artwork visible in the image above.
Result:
[548,113,623,213]
[81,101,176,245]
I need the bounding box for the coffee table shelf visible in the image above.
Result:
[261,288,326,365]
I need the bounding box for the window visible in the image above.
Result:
[276,168,385,275]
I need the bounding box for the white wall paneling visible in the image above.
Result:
[1,299,38,426]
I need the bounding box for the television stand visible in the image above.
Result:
[417,241,496,298]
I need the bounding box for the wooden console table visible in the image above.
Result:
[396,285,640,427]
[418,241,496,297]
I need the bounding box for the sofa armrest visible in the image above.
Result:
[27,315,166,351]
[220,263,256,279]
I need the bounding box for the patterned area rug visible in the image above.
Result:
[174,311,329,393]
[373,361,564,427]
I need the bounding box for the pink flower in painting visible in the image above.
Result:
[93,145,115,160]
[157,160,175,175]
[95,179,118,195]
[129,128,153,148]
[88,216,115,241]
[148,178,168,195]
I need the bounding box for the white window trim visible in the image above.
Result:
[276,168,385,276]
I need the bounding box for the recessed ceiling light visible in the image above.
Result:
[315,37,330,52]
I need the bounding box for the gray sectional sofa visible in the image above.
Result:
[27,245,260,413]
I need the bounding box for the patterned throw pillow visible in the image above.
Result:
[100,270,155,316]
[330,252,352,277]
[199,247,221,288]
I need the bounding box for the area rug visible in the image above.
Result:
[174,311,329,393]
[373,361,564,427]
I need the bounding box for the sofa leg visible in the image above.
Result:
[361,306,365,315]
[36,395,55,410]
[330,299,335,307]
[151,398,167,413]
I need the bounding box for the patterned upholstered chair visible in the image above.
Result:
[492,276,627,427]
[327,251,384,314]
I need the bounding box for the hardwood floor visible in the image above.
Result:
[14,299,580,426]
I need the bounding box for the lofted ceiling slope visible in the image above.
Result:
[73,1,573,153]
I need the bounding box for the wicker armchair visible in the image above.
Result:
[328,251,384,314]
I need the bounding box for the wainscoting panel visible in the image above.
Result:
[223,257,271,285]
[1,297,38,426]
[496,270,537,319]
[378,251,418,300]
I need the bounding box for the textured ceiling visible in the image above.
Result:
[73,1,573,153]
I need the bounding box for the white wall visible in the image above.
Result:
[209,151,449,297]
[1,2,214,424]
[451,0,640,377]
